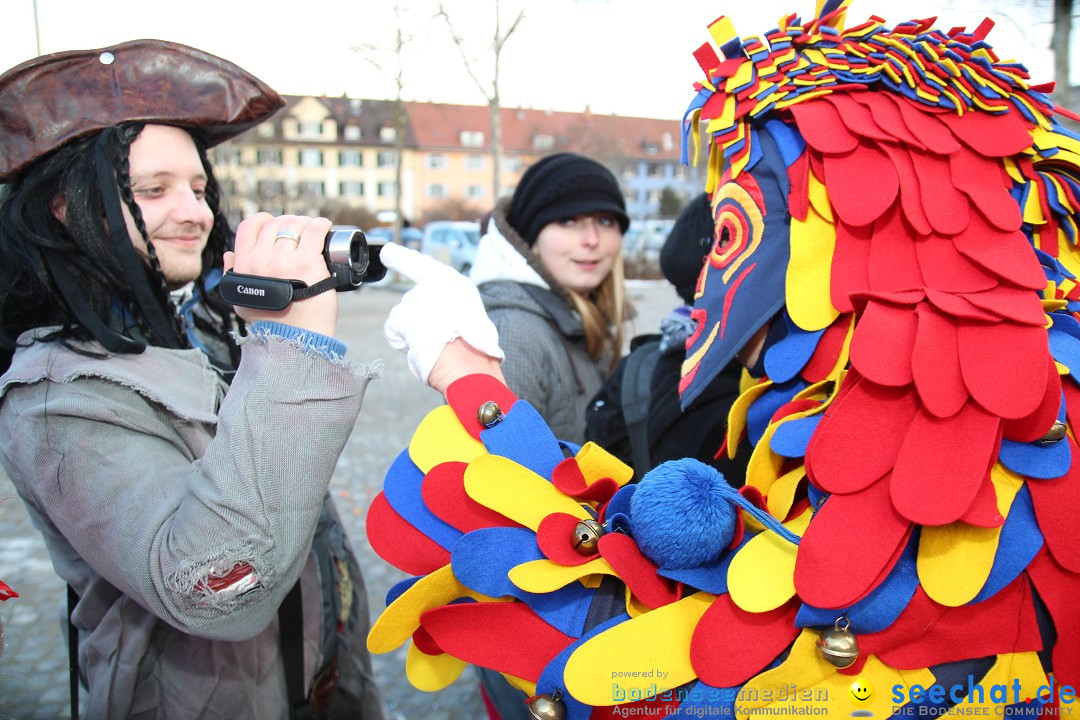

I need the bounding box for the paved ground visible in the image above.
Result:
[0,278,679,719]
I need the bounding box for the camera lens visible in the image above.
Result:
[323,227,387,288]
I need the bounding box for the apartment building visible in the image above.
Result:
[213,95,703,228]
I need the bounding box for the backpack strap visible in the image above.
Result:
[68,584,80,720]
[620,339,662,480]
[279,581,313,720]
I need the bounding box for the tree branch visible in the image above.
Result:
[437,4,493,102]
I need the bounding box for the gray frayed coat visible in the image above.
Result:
[0,329,384,719]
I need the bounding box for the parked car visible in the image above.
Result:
[420,221,481,274]
[364,225,423,250]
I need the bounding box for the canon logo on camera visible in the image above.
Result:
[237,285,266,297]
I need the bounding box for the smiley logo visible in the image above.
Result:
[849,678,875,707]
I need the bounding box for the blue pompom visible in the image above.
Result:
[629,459,738,570]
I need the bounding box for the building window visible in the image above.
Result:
[219,178,237,195]
[339,181,364,196]
[465,155,484,171]
[339,150,363,167]
[377,151,397,167]
[298,121,323,137]
[662,132,674,152]
[298,181,325,198]
[532,134,555,151]
[460,130,485,148]
[427,183,447,198]
[465,185,485,199]
[300,149,324,167]
[377,181,397,197]
[647,162,664,177]
[344,125,361,141]
[380,126,397,142]
[257,148,283,165]
[427,154,447,169]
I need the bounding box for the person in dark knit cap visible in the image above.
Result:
[468,152,631,446]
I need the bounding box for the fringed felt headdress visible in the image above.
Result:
[363,3,1080,717]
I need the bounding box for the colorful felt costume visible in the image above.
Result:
[366,2,1080,717]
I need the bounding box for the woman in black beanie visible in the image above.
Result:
[469,152,631,445]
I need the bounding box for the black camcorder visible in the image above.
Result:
[218,227,387,311]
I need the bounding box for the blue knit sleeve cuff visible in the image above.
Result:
[248,321,348,360]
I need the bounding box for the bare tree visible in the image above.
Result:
[437,0,525,203]
[353,4,410,245]
[1054,0,1075,108]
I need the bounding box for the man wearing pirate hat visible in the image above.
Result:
[0,40,385,718]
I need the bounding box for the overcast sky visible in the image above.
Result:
[1,0,1060,120]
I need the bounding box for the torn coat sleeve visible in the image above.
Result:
[0,333,374,641]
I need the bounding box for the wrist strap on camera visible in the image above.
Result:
[218,271,339,310]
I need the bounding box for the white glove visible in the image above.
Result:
[381,243,505,385]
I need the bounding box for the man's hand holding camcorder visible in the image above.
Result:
[381,243,505,393]
[224,213,338,337]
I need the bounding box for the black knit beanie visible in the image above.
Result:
[660,192,715,305]
[508,153,630,245]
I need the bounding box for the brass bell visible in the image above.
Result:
[817,616,859,668]
[1038,420,1068,445]
[527,690,566,720]
[477,400,504,428]
[572,519,605,555]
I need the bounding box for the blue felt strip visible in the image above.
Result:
[383,449,462,550]
[764,313,825,384]
[481,400,565,479]
[535,612,632,720]
[970,485,1044,604]
[770,414,823,459]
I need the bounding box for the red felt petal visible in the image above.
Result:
[957,320,1050,419]
[420,602,575,682]
[831,222,872,313]
[413,625,443,656]
[959,286,1048,326]
[1027,435,1080,572]
[824,144,899,227]
[806,375,920,494]
[940,108,1035,158]
[1002,358,1062,442]
[893,95,961,154]
[959,475,1006,528]
[924,287,1002,322]
[536,513,597,566]
[916,235,997,294]
[691,595,799,687]
[908,147,971,236]
[366,492,451,575]
[1026,548,1080,688]
[423,462,522,533]
[881,578,1042,668]
[850,300,916,387]
[854,92,926,148]
[788,152,811,222]
[911,304,969,418]
[856,588,946,658]
[890,400,1001,526]
[552,458,619,505]
[445,374,519,441]
[949,151,1024,232]
[823,94,893,142]
[880,143,932,236]
[597,532,681,609]
[868,206,925,293]
[789,100,860,154]
[794,478,913,608]
[801,315,853,384]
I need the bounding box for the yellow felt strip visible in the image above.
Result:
[508,557,617,593]
[766,466,806,521]
[726,381,776,461]
[405,643,466,692]
[464,455,590,529]
[807,166,834,222]
[503,673,537,697]
[367,565,494,653]
[736,629,935,717]
[727,507,811,612]
[744,423,786,497]
[577,442,634,487]
[564,592,716,705]
[788,204,839,332]
[917,464,1024,607]
[408,405,487,473]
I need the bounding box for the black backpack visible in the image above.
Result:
[585,334,747,486]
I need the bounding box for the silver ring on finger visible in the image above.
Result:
[275,229,300,243]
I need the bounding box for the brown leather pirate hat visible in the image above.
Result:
[0,38,285,181]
